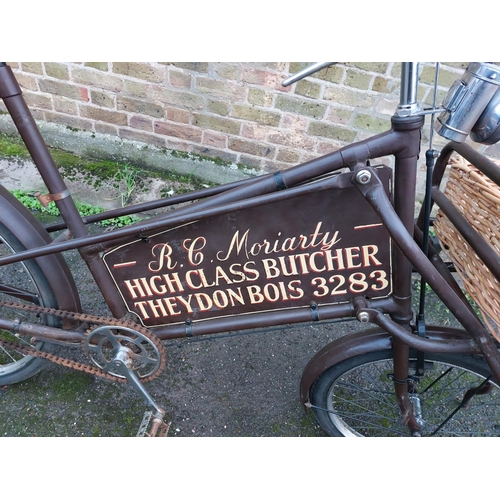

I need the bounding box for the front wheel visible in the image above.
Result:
[0,223,60,385]
[310,349,500,437]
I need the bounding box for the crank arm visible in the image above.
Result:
[105,354,164,416]
[105,355,171,437]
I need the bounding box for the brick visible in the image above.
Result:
[85,62,109,71]
[241,68,281,88]
[152,87,204,110]
[423,88,448,107]
[24,92,53,110]
[276,147,300,163]
[295,80,321,99]
[267,130,317,149]
[317,140,343,156]
[308,121,357,142]
[345,69,371,90]
[44,63,70,80]
[287,63,342,84]
[375,97,399,116]
[29,109,45,121]
[372,76,396,94]
[353,113,390,133]
[54,96,78,115]
[203,130,227,148]
[168,69,191,88]
[20,62,43,74]
[14,73,38,91]
[39,79,88,101]
[129,115,153,131]
[420,65,460,88]
[80,105,128,125]
[166,107,190,123]
[124,80,150,99]
[91,90,115,108]
[193,113,241,135]
[289,63,311,74]
[248,88,273,107]
[260,62,287,71]
[241,123,269,141]
[72,67,123,92]
[390,63,402,78]
[112,62,164,83]
[324,86,375,108]
[215,63,240,81]
[154,121,202,142]
[195,76,246,100]
[232,104,281,126]
[275,94,327,119]
[350,62,389,74]
[282,113,308,131]
[166,62,209,73]
[326,106,352,125]
[207,99,229,116]
[228,137,274,158]
[117,96,164,118]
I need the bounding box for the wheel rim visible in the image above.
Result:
[325,356,500,437]
[0,235,53,379]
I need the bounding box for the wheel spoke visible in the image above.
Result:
[311,350,500,437]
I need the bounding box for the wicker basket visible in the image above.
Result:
[433,155,500,342]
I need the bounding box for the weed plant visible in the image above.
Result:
[11,189,140,228]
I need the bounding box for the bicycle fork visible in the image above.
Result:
[391,339,423,436]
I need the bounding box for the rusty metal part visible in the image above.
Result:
[137,410,171,437]
[33,189,71,208]
[0,298,166,383]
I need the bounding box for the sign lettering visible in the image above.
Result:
[103,167,393,327]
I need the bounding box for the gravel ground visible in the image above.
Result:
[0,221,363,437]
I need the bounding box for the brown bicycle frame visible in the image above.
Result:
[1,63,500,430]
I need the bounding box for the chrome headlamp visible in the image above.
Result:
[435,62,500,143]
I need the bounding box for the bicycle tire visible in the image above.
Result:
[0,222,60,384]
[310,348,500,437]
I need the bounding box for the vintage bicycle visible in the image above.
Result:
[0,61,499,437]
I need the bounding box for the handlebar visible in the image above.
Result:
[282,62,336,87]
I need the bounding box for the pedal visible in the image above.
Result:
[137,410,171,437]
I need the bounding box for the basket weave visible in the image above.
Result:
[433,155,500,342]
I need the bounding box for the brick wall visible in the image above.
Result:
[4,62,500,175]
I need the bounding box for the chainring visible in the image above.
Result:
[83,325,165,380]
[0,299,167,383]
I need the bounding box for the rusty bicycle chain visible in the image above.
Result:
[0,299,167,383]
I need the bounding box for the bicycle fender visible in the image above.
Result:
[300,328,391,406]
[0,185,81,316]
[299,325,480,406]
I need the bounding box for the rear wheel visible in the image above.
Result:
[310,349,500,436]
[0,223,59,384]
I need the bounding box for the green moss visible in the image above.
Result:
[1,130,223,207]
[50,370,94,401]
[0,133,30,159]
[0,367,150,436]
